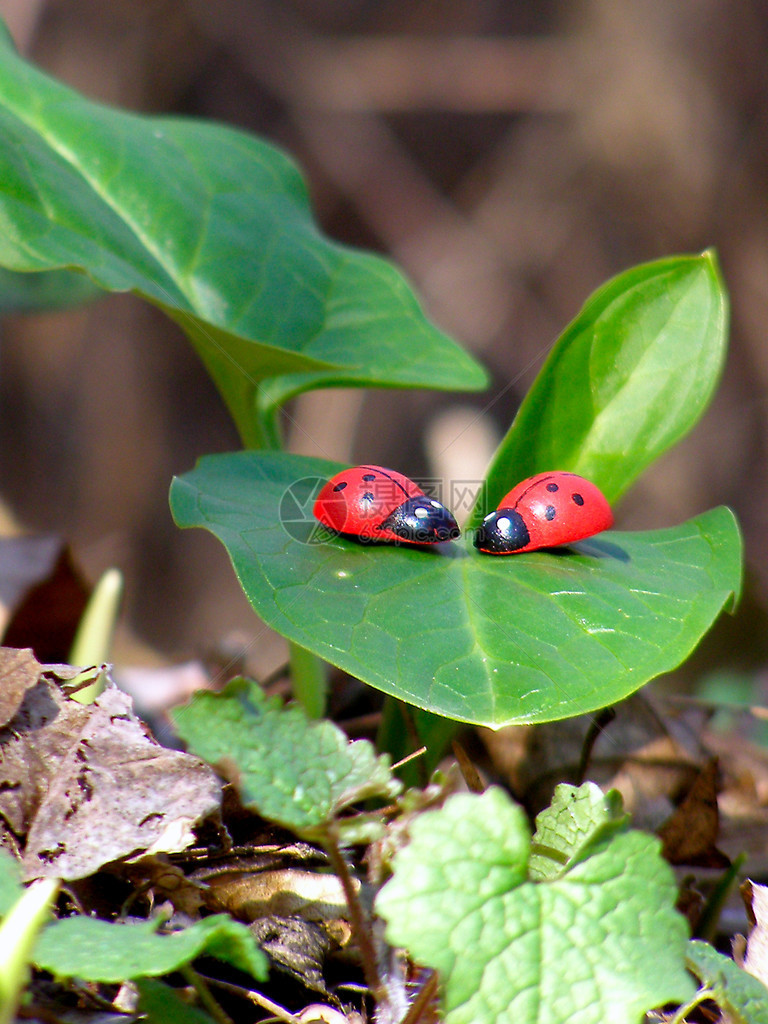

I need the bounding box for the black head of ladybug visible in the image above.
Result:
[379,495,460,544]
[474,509,530,553]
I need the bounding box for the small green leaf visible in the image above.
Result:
[528,782,628,881]
[33,913,267,983]
[170,451,742,728]
[0,852,22,917]
[0,877,58,1024]
[136,979,218,1024]
[172,678,401,836]
[686,940,768,1024]
[472,253,727,525]
[376,787,695,1024]
[0,30,486,444]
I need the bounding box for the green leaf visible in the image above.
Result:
[376,787,696,1024]
[0,26,486,445]
[136,980,218,1024]
[170,451,742,728]
[0,266,102,312]
[0,877,58,1024]
[33,913,267,983]
[686,940,768,1024]
[0,852,22,917]
[528,782,628,881]
[172,678,401,837]
[471,253,727,526]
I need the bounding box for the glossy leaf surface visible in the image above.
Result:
[170,451,741,728]
[472,253,727,525]
[0,25,485,444]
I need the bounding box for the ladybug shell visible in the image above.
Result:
[313,465,459,545]
[475,472,613,554]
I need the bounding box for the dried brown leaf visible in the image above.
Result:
[0,536,88,661]
[0,647,43,727]
[657,758,729,867]
[0,674,221,880]
[741,880,768,991]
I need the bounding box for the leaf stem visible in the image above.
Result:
[666,986,713,1024]
[289,642,327,718]
[180,965,233,1024]
[323,825,384,1004]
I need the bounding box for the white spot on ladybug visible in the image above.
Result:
[496,516,511,531]
[430,499,442,508]
[414,506,430,519]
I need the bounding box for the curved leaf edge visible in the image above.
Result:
[170,453,743,728]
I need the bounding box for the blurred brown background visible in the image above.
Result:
[1,0,767,678]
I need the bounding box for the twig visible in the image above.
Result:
[451,740,485,793]
[324,825,384,1003]
[399,971,439,1024]
[203,975,304,1024]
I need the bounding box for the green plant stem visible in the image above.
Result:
[377,699,458,784]
[289,643,327,718]
[242,393,283,450]
[667,987,713,1024]
[323,825,383,1004]
[693,851,746,942]
[180,965,233,1024]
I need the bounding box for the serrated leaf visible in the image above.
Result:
[528,782,628,881]
[33,913,267,983]
[170,451,742,728]
[686,940,768,1024]
[471,253,727,525]
[172,678,401,836]
[0,26,485,444]
[376,788,695,1024]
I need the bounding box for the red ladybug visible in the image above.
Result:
[474,472,613,554]
[314,465,459,545]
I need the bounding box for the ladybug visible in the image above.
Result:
[313,465,460,545]
[474,472,613,554]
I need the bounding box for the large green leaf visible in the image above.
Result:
[376,787,695,1024]
[0,23,486,445]
[471,253,727,526]
[0,266,101,311]
[170,451,742,728]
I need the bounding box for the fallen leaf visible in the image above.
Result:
[0,647,43,727]
[0,672,221,880]
[0,536,88,661]
[657,759,729,867]
[740,880,768,991]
